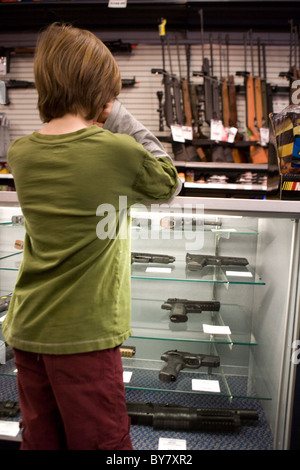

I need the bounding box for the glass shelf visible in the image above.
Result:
[1,357,271,401]
[132,224,259,237]
[131,299,257,346]
[0,252,23,270]
[0,359,17,377]
[131,261,265,285]
[122,358,271,401]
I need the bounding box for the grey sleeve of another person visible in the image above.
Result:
[103,99,182,197]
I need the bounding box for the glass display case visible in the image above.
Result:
[0,194,300,449]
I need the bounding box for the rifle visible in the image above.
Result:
[186,44,207,160]
[213,33,234,163]
[186,252,249,271]
[156,90,164,131]
[262,43,273,120]
[161,298,220,323]
[131,252,175,264]
[187,44,202,135]
[258,38,268,128]
[126,402,259,432]
[159,349,220,383]
[193,10,214,125]
[210,34,221,121]
[0,79,35,105]
[225,34,247,163]
[176,38,193,129]
[237,31,268,163]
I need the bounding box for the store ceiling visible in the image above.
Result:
[0,1,300,33]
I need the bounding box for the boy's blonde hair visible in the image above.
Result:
[34,23,122,122]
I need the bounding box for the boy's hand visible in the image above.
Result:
[95,100,115,126]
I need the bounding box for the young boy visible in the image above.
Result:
[3,22,181,450]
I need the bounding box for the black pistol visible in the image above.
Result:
[161,298,220,322]
[159,349,220,383]
[186,253,249,271]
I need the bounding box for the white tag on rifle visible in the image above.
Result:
[210,119,224,141]
[182,125,193,141]
[171,125,185,142]
[226,126,238,143]
[260,127,269,145]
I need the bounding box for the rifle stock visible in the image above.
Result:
[181,78,193,127]
[246,74,268,163]
[221,77,230,128]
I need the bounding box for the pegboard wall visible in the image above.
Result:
[0,28,293,156]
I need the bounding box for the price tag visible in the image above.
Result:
[226,270,252,277]
[182,126,193,141]
[260,127,269,145]
[123,371,132,383]
[210,119,224,141]
[0,313,6,323]
[171,125,185,142]
[0,420,20,438]
[108,0,127,7]
[0,57,7,75]
[203,324,231,335]
[226,126,238,143]
[0,341,5,364]
[192,378,220,393]
[146,267,172,273]
[158,438,187,450]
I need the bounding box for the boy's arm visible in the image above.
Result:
[102,99,182,197]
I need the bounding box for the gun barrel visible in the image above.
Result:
[126,402,259,432]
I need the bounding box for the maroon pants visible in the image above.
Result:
[14,347,133,450]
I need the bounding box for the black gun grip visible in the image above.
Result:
[169,303,188,323]
[159,354,186,383]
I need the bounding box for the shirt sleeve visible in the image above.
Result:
[103,99,182,200]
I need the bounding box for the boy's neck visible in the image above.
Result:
[38,114,94,135]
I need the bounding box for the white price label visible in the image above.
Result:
[158,438,187,450]
[203,324,231,335]
[171,125,185,142]
[192,378,220,393]
[108,0,127,7]
[123,371,132,383]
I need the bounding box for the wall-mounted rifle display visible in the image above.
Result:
[152,18,199,161]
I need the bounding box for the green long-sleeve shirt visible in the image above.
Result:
[3,118,180,354]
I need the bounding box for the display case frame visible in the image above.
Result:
[0,192,299,449]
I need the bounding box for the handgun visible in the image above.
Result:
[186,253,249,271]
[161,298,220,322]
[159,349,220,383]
[131,252,175,264]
